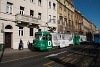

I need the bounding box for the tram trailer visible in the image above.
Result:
[32,31,86,51]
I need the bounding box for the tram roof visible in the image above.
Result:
[35,31,50,35]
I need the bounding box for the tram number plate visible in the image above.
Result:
[48,41,51,46]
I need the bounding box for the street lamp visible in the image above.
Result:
[45,19,56,32]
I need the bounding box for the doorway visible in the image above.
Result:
[5,32,12,48]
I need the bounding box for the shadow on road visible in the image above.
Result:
[48,57,76,67]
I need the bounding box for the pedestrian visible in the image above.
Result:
[19,39,23,50]
[27,41,30,48]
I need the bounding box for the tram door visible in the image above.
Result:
[45,34,52,49]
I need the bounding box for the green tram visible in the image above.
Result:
[33,32,53,51]
[32,31,85,51]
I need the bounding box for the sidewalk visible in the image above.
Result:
[3,48,31,55]
[1,48,33,62]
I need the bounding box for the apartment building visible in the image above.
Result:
[83,16,92,35]
[0,0,57,49]
[41,0,57,32]
[91,23,97,34]
[74,10,84,35]
[57,0,75,34]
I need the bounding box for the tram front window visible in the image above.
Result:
[35,34,45,40]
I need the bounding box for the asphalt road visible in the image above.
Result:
[0,44,100,67]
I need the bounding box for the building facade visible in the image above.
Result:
[0,0,57,49]
[57,0,75,34]
[74,10,84,35]
[0,0,99,49]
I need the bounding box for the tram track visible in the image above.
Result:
[73,45,100,67]
[78,45,99,67]
[66,45,100,67]
[89,45,100,67]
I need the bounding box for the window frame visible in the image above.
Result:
[20,6,24,15]
[49,1,51,8]
[30,10,34,17]
[38,13,41,20]
[49,15,51,22]
[6,2,13,14]
[19,27,24,36]
[30,0,34,3]
[30,28,34,36]
[53,16,56,23]
[53,3,56,10]
[38,0,41,6]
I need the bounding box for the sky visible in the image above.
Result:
[73,0,100,29]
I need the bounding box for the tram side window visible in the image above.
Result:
[35,34,45,40]
[46,35,52,40]
[42,36,45,40]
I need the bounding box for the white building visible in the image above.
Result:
[0,0,57,49]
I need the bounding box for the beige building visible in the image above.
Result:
[74,10,84,35]
[91,23,98,34]
[0,0,57,49]
[83,16,91,35]
[57,0,75,34]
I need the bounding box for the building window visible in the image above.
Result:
[19,27,24,36]
[64,10,66,17]
[64,0,66,5]
[38,13,41,20]
[64,20,67,26]
[30,0,34,3]
[38,0,41,6]
[49,1,51,8]
[6,2,13,14]
[20,6,24,15]
[49,15,51,22]
[72,22,74,28]
[53,3,56,10]
[60,7,62,13]
[60,18,62,25]
[30,28,33,36]
[71,13,73,21]
[53,16,56,23]
[68,10,70,20]
[30,10,34,17]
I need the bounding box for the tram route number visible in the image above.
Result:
[48,41,52,46]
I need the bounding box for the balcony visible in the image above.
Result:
[47,22,57,28]
[0,12,15,21]
[15,14,40,24]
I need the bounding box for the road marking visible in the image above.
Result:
[67,53,73,56]
[71,59,78,63]
[1,45,91,64]
[44,61,54,66]
[43,57,65,67]
[62,58,72,62]
[66,45,91,57]
[59,57,65,59]
[1,52,52,64]
[45,51,67,58]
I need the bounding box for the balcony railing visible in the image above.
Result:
[15,14,40,24]
[0,12,15,21]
